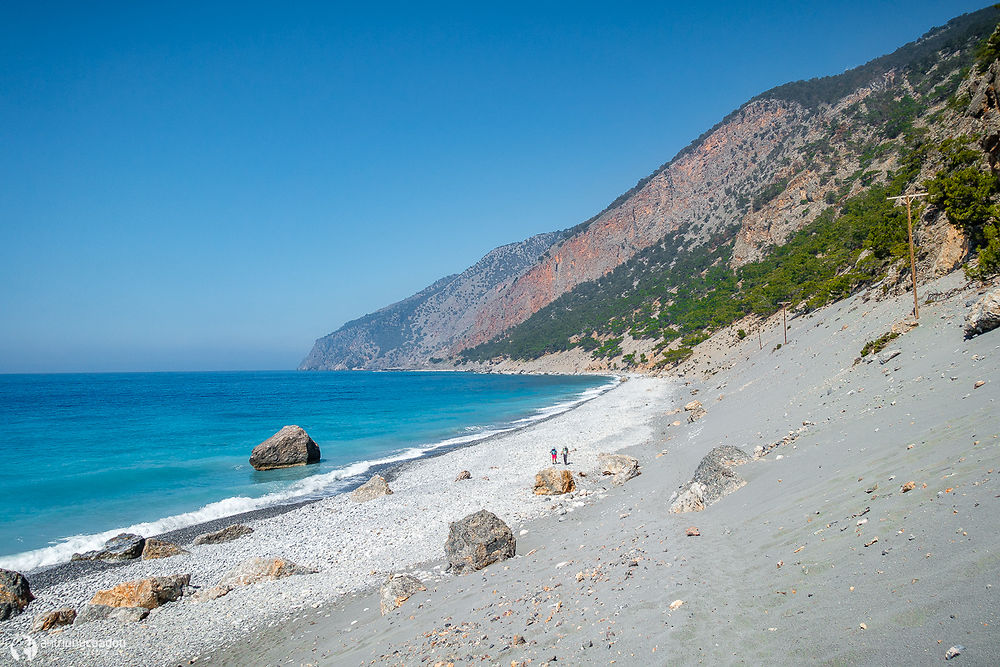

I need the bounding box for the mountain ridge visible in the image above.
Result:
[301,6,1000,372]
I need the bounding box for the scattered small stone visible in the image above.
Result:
[217,557,316,589]
[194,524,253,545]
[945,645,964,660]
[455,470,472,481]
[684,400,707,422]
[878,349,901,365]
[901,481,916,493]
[669,600,684,610]
[90,574,190,609]
[379,573,426,615]
[686,526,700,537]
[859,622,867,630]
[974,380,985,389]
[597,453,640,485]
[351,475,393,503]
[513,635,526,645]
[864,537,879,547]
[141,538,189,560]
[31,608,76,633]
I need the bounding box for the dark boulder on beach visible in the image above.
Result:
[670,446,752,513]
[965,288,1000,338]
[445,509,515,574]
[0,568,34,621]
[193,524,253,545]
[249,425,321,471]
[71,533,145,562]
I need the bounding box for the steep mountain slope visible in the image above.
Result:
[302,6,1000,372]
[299,231,563,369]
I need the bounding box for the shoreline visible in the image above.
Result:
[0,373,669,666]
[8,373,619,582]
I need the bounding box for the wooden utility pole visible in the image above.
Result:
[887,192,928,319]
[779,302,789,345]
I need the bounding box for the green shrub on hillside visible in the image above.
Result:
[925,137,1000,277]
[860,331,900,356]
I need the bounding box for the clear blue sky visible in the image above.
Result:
[0,1,988,372]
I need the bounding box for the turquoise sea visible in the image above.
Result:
[0,371,611,571]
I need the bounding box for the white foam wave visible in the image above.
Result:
[0,377,618,573]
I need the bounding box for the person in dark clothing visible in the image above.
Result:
[561,446,569,465]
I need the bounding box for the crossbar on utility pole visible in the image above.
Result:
[887,192,928,319]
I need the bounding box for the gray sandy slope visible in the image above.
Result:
[207,272,998,666]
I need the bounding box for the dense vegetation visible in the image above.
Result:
[924,136,1000,278]
[757,6,1000,109]
[461,143,927,367]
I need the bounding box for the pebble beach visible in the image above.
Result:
[0,374,671,666]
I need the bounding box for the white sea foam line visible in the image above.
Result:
[0,377,618,573]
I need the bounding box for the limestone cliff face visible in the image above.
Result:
[453,99,807,352]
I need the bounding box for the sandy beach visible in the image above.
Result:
[1,272,998,666]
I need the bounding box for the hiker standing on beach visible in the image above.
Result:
[550,447,557,464]
[561,446,569,465]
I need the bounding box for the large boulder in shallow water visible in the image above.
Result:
[965,288,1000,338]
[249,425,321,471]
[533,468,576,495]
[351,474,393,502]
[71,533,145,562]
[90,574,190,609]
[379,573,426,615]
[0,569,34,621]
[445,510,515,574]
[597,453,640,486]
[193,524,253,545]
